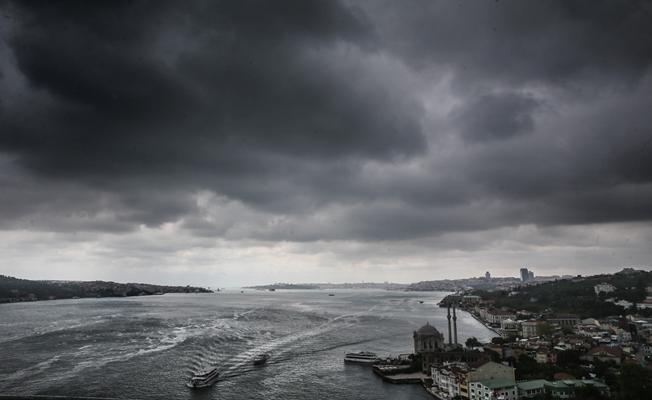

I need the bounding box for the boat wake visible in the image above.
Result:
[188,306,383,382]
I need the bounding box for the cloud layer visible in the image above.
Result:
[1,0,651,283]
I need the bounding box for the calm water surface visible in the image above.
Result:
[0,290,495,399]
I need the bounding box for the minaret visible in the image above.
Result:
[453,305,458,345]
[447,304,452,344]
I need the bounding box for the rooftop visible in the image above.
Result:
[476,378,517,389]
[587,346,622,358]
[545,379,609,389]
[517,379,550,391]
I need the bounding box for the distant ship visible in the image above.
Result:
[253,353,270,366]
[187,367,219,389]
[268,288,276,292]
[418,300,424,304]
[328,293,335,296]
[344,351,380,364]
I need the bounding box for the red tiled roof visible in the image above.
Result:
[587,346,622,358]
[553,372,576,380]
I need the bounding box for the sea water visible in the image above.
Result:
[0,290,495,399]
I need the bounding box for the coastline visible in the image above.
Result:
[0,291,217,305]
[465,309,501,337]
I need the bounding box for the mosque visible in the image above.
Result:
[413,304,488,372]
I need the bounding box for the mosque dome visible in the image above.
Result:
[415,322,441,336]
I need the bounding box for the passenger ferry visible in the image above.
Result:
[344,351,380,364]
[187,367,220,389]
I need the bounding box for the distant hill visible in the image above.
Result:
[245,282,408,290]
[246,283,320,290]
[405,276,525,292]
[0,275,212,303]
[473,268,652,318]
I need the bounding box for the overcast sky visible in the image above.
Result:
[1,1,651,286]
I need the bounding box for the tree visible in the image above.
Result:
[465,337,482,348]
[618,364,652,400]
[491,336,505,345]
[574,386,609,400]
[556,350,582,368]
[537,322,554,338]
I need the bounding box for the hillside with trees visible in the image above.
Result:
[473,269,652,318]
[0,275,212,303]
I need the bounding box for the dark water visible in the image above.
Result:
[0,290,495,399]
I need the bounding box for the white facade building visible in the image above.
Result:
[431,363,468,399]
[594,283,616,295]
[521,321,541,338]
[469,379,518,400]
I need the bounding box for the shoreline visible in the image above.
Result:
[465,309,502,337]
[0,291,215,306]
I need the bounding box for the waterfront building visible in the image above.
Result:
[414,322,445,372]
[431,362,470,399]
[485,309,516,325]
[547,314,580,329]
[414,322,445,353]
[545,380,610,399]
[467,361,515,383]
[468,379,518,400]
[432,361,515,400]
[499,319,519,337]
[517,379,610,399]
[521,321,541,338]
[594,282,616,295]
[517,379,548,398]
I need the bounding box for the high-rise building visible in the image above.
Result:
[528,271,534,280]
[520,268,529,282]
[485,271,491,280]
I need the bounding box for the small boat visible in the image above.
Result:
[253,353,270,366]
[418,300,424,304]
[268,288,276,292]
[186,367,220,389]
[328,293,335,296]
[344,351,380,364]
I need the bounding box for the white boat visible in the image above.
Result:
[186,367,220,388]
[344,351,380,364]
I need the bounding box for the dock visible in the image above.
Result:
[372,364,427,384]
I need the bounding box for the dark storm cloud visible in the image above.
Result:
[367,0,652,86]
[452,92,542,142]
[1,0,652,242]
[1,0,423,176]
